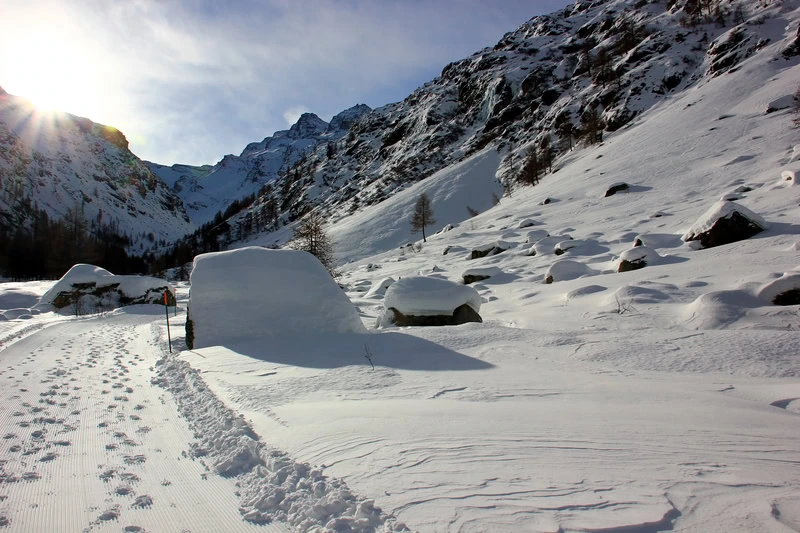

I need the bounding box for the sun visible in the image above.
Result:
[2,30,103,118]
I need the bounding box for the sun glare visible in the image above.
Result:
[3,31,103,118]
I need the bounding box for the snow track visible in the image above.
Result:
[0,310,287,532]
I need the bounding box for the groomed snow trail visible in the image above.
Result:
[0,309,288,532]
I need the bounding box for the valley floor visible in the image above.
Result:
[3,293,797,532]
[0,309,288,533]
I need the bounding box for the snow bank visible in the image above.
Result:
[38,264,172,311]
[153,356,407,531]
[189,247,366,348]
[384,277,481,316]
[682,201,767,242]
[544,260,594,283]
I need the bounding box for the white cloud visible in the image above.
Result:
[282,106,310,127]
[0,0,571,165]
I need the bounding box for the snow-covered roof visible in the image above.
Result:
[189,247,366,348]
[384,276,481,316]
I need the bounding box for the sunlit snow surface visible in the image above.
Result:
[2,5,800,533]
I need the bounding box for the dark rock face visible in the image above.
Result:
[185,313,195,349]
[387,304,482,326]
[50,282,174,310]
[469,245,507,260]
[618,259,647,272]
[773,289,800,306]
[463,275,491,285]
[688,212,765,249]
[604,183,630,197]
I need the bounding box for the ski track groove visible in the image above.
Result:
[0,314,285,532]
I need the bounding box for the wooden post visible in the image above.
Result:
[164,291,172,353]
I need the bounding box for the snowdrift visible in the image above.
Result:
[187,247,366,349]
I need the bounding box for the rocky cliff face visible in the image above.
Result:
[0,91,192,243]
[147,105,372,225]
[226,0,793,242]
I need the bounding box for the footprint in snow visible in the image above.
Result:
[115,485,134,496]
[97,504,121,521]
[131,495,153,508]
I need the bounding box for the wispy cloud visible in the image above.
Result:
[0,0,570,165]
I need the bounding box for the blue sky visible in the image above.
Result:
[1,0,570,166]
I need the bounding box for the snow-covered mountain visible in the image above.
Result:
[221,0,799,252]
[146,104,371,225]
[0,88,192,243]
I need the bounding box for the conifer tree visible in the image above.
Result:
[289,211,337,276]
[411,193,436,243]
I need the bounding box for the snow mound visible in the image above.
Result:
[517,218,540,229]
[757,272,800,305]
[545,260,594,284]
[189,247,366,349]
[616,246,663,272]
[38,264,172,311]
[365,277,396,299]
[384,277,481,316]
[781,170,798,185]
[462,266,503,284]
[525,229,550,243]
[682,201,768,242]
[532,235,572,256]
[555,239,584,255]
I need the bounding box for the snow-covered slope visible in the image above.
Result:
[147,105,371,226]
[0,90,192,242]
[222,0,799,255]
[169,2,800,531]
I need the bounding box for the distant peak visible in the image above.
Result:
[328,104,372,132]
[287,112,328,139]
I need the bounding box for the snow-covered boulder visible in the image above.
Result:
[379,277,482,327]
[554,240,584,255]
[531,235,572,256]
[462,266,502,285]
[517,218,539,229]
[365,277,396,299]
[756,273,800,306]
[545,260,594,284]
[604,182,629,197]
[766,94,794,113]
[469,241,511,260]
[781,170,798,186]
[682,201,767,249]
[38,264,173,314]
[633,233,684,249]
[616,246,662,272]
[525,229,550,243]
[187,247,366,349]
